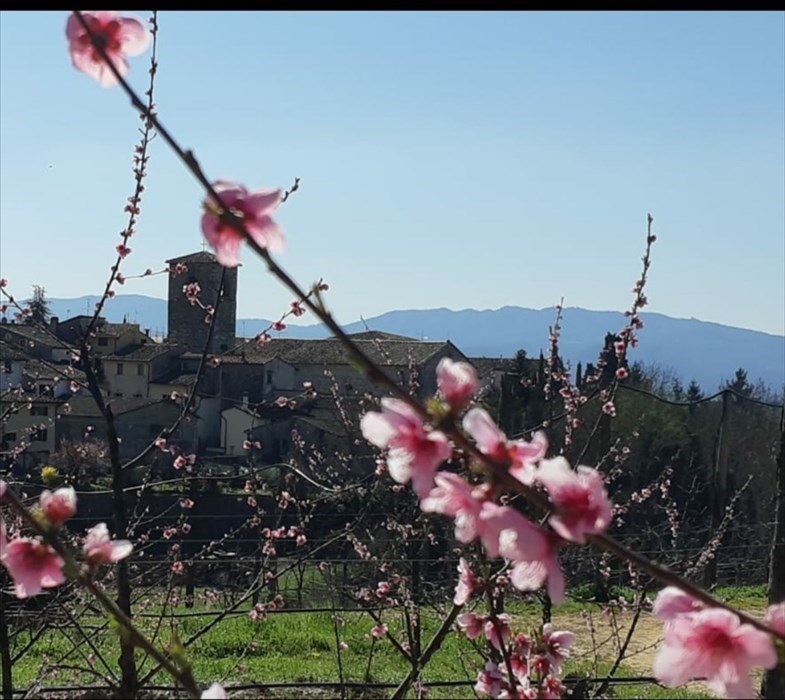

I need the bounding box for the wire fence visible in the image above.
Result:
[2,383,782,698]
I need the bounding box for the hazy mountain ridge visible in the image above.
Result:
[44,296,785,392]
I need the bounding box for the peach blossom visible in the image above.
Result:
[66,11,150,87]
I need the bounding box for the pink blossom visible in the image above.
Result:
[457,612,485,640]
[652,587,702,622]
[1,537,65,598]
[180,498,195,510]
[475,661,504,698]
[539,676,566,699]
[765,602,785,636]
[615,367,629,380]
[290,300,305,317]
[39,487,77,526]
[602,401,616,416]
[436,357,479,411]
[484,613,511,651]
[420,472,484,543]
[535,457,612,544]
[172,561,184,574]
[273,320,286,331]
[201,683,226,699]
[454,557,475,606]
[361,398,451,498]
[115,243,131,258]
[66,11,150,87]
[462,408,547,484]
[83,523,133,566]
[541,623,575,674]
[201,181,284,267]
[653,607,777,698]
[296,534,307,547]
[371,623,388,639]
[481,503,566,603]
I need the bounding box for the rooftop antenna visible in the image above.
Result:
[201,239,208,252]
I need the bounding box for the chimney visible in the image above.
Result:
[50,316,59,332]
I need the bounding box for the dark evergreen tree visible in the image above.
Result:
[725,367,753,400]
[686,379,704,404]
[25,285,51,324]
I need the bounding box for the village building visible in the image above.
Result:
[1,249,488,474]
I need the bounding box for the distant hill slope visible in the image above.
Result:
[45,296,784,392]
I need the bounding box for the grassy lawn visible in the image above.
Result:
[8,584,766,698]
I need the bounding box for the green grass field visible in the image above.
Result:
[8,584,766,698]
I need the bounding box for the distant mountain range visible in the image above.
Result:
[45,295,785,393]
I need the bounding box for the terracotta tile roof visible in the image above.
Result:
[226,337,458,367]
[104,343,179,361]
[150,370,198,387]
[64,395,178,417]
[0,323,65,349]
[166,251,221,264]
[0,390,65,405]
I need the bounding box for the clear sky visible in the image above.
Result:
[1,11,783,335]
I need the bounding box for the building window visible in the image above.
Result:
[266,370,273,386]
[137,363,145,376]
[31,428,48,442]
[30,406,49,416]
[98,337,108,346]
[116,363,124,375]
[2,360,11,373]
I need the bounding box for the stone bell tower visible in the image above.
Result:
[166,251,237,354]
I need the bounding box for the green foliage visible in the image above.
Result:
[24,284,51,324]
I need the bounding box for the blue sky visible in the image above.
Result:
[1,11,783,335]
